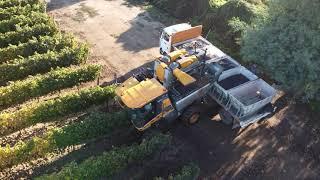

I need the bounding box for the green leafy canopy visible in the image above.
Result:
[241,0,320,101]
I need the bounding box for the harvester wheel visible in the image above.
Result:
[181,107,200,125]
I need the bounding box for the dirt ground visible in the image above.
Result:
[173,100,320,179]
[48,0,164,84]
[7,0,317,179]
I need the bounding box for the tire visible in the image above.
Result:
[160,48,164,55]
[219,109,233,125]
[181,106,201,125]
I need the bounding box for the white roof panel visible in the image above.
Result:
[163,23,192,35]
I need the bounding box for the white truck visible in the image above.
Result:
[159,23,276,128]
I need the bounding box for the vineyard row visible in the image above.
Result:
[0,86,115,135]
[0,111,129,170]
[0,64,102,109]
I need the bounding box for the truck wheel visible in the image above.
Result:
[181,107,200,125]
[219,109,233,125]
[160,48,164,55]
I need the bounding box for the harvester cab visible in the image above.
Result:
[115,49,210,131]
[115,77,174,131]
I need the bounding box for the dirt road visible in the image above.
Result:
[46,0,320,179]
[48,0,164,83]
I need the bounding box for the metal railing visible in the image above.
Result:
[210,83,245,118]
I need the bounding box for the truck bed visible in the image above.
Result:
[210,78,275,118]
[229,79,275,107]
[175,38,209,55]
[216,58,238,71]
[173,36,226,60]
[170,34,276,125]
[170,71,210,102]
[218,74,250,90]
[208,59,275,119]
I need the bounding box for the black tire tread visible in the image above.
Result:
[180,106,200,125]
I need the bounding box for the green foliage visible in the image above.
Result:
[228,17,248,34]
[0,4,45,21]
[0,65,101,109]
[241,0,320,101]
[0,12,52,33]
[210,0,267,32]
[227,17,248,44]
[219,0,259,21]
[0,86,116,135]
[149,0,209,19]
[310,101,320,112]
[198,0,268,58]
[37,134,170,179]
[169,163,200,180]
[0,22,58,48]
[209,0,227,9]
[155,163,200,180]
[0,0,41,9]
[0,111,129,170]
[52,111,129,148]
[0,34,77,64]
[0,43,89,84]
[148,0,169,10]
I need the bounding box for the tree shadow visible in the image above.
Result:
[121,0,148,7]
[114,11,163,53]
[219,104,319,179]
[46,0,86,11]
[114,0,179,53]
[169,92,320,179]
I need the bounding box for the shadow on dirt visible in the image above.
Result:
[46,0,85,11]
[169,94,320,179]
[122,0,177,25]
[121,0,148,7]
[115,0,178,53]
[115,11,163,52]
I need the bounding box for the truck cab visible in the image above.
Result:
[160,23,196,55]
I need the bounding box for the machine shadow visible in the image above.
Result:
[101,61,154,86]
